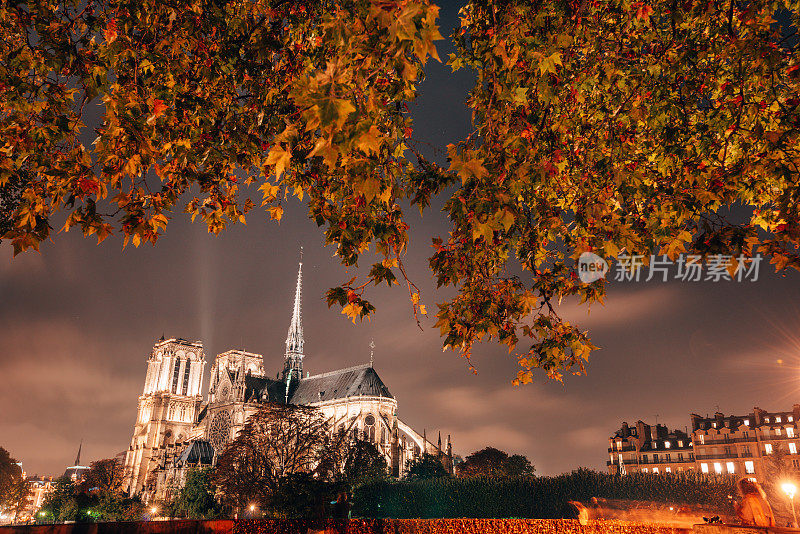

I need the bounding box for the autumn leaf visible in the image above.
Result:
[146,99,167,125]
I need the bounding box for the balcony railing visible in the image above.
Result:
[695,453,739,460]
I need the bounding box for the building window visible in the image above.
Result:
[743,431,749,438]
[653,454,659,462]
[665,454,671,461]
[666,467,672,473]
[678,453,684,461]
[678,440,683,447]
[699,435,705,444]
[791,443,798,455]
[171,358,181,393]
[726,462,735,474]
[789,428,796,438]
[714,463,723,474]
[652,442,658,449]
[181,362,191,395]
[701,463,709,473]
[766,417,771,423]
[777,417,783,423]
[744,419,750,426]
[665,441,671,449]
[616,440,623,450]
[652,467,659,474]
[745,461,755,474]
[777,428,782,436]
[712,422,717,428]
[689,453,694,460]
[724,446,732,456]
[642,468,649,473]
[790,416,795,422]
[766,443,774,454]
[794,459,800,469]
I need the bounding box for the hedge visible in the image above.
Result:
[351,470,736,519]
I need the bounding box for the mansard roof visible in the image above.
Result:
[176,440,215,466]
[289,364,393,404]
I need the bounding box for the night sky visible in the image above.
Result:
[2,0,800,478]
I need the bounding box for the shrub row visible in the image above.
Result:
[351,469,736,519]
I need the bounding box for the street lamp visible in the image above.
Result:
[782,482,798,528]
[150,506,158,518]
[248,504,256,517]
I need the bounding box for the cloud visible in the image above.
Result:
[557,285,679,329]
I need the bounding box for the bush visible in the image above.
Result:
[352,469,736,518]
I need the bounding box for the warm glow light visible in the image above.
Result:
[150,507,158,514]
[249,504,256,512]
[783,482,797,499]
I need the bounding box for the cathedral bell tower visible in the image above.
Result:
[123,338,205,497]
[283,254,304,381]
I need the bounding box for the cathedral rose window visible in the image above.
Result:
[209,411,232,452]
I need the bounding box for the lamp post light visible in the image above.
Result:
[781,482,798,528]
[248,504,256,518]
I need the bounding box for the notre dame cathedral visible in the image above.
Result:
[122,259,453,501]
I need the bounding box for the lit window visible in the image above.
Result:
[652,442,658,449]
[789,428,796,438]
[701,463,709,473]
[726,462,735,474]
[714,463,723,474]
[744,419,750,426]
[642,468,649,473]
[777,417,783,423]
[665,441,671,448]
[713,422,717,428]
[652,467,659,474]
[745,461,755,474]
[699,435,705,444]
[790,416,795,422]
[617,440,623,450]
[766,443,774,454]
[777,428,783,436]
[678,440,683,447]
[666,467,672,473]
[766,417,771,423]
[791,443,798,455]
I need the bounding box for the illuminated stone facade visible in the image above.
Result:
[123,262,452,501]
[608,421,695,475]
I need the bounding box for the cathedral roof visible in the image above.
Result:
[176,440,215,466]
[245,375,287,403]
[289,364,393,404]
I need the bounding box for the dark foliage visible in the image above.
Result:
[353,468,737,518]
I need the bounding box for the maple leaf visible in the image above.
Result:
[146,99,167,125]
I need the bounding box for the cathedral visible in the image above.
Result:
[122,260,453,500]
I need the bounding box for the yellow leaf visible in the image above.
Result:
[362,177,381,201]
[419,304,427,315]
[411,292,420,304]
[269,205,284,221]
[266,145,291,179]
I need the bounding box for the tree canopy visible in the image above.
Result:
[2,0,800,382]
[0,447,30,521]
[456,447,534,478]
[405,453,451,479]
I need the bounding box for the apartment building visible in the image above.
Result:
[608,420,695,475]
[608,405,800,481]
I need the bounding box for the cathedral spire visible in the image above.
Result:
[74,439,83,466]
[284,249,304,379]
